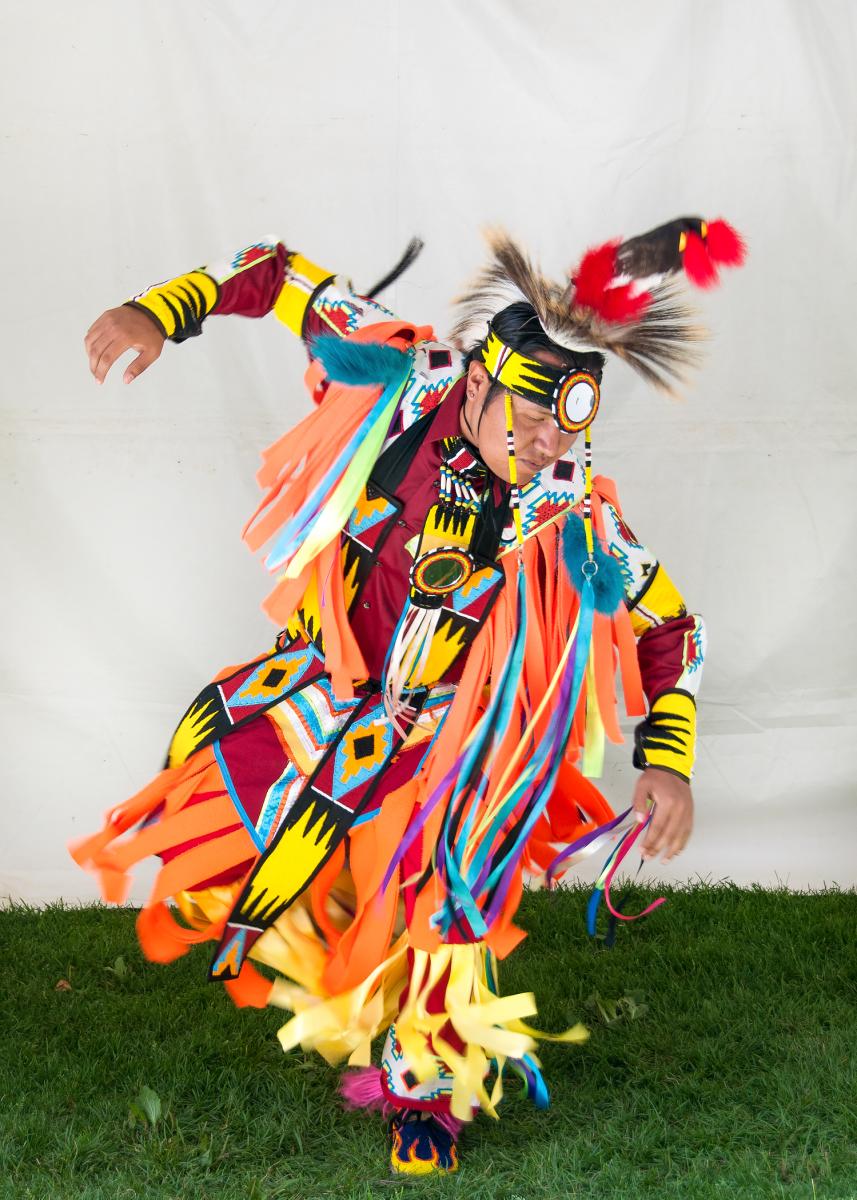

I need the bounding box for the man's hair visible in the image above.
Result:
[463,302,606,428]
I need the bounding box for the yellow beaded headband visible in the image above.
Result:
[479,327,601,433]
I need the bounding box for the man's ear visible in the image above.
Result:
[466,359,491,398]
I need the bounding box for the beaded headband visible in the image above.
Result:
[479,326,601,432]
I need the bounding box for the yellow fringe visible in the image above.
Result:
[178,887,588,1122]
[396,944,588,1120]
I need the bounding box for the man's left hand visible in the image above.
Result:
[631,769,694,862]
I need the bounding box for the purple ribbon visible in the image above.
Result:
[545,805,634,888]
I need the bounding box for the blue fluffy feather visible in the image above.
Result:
[561,514,625,614]
[311,335,412,387]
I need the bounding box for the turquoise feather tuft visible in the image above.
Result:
[562,514,624,614]
[311,335,412,387]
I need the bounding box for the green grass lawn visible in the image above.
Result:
[1,885,856,1200]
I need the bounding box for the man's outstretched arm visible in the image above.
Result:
[85,237,291,383]
[84,236,396,385]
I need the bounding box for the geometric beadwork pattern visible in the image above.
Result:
[341,483,403,611]
[165,640,326,771]
[381,1024,455,1105]
[311,281,395,338]
[226,645,318,711]
[412,557,505,691]
[269,676,362,777]
[254,676,364,847]
[381,340,461,445]
[400,342,458,431]
[345,487,400,542]
[333,702,395,795]
[398,557,504,690]
[250,677,367,844]
[449,563,502,613]
[205,237,280,285]
[498,452,584,553]
[598,500,657,607]
[677,614,707,697]
[209,687,422,982]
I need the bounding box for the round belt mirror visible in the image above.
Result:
[412,547,474,596]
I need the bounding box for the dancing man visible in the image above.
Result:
[75,216,744,1174]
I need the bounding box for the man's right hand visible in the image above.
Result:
[85,305,166,385]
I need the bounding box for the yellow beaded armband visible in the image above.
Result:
[273,253,336,337]
[127,270,219,342]
[629,563,687,636]
[633,689,697,782]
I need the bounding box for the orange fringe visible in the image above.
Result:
[72,747,258,914]
[246,320,432,697]
[375,478,645,951]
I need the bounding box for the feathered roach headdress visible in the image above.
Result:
[449,216,746,393]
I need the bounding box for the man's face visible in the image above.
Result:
[460,355,579,485]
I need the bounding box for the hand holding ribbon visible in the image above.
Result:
[632,768,694,863]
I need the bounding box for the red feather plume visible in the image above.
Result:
[684,219,747,288]
[572,239,653,324]
[705,218,747,267]
[572,240,619,305]
[683,231,719,288]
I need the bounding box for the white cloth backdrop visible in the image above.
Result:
[2,0,856,903]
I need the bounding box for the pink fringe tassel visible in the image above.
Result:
[339,1068,465,1137]
[340,1067,391,1116]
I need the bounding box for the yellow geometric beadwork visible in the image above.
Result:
[237,800,336,924]
[167,697,219,768]
[629,564,687,636]
[273,253,335,336]
[639,690,696,779]
[131,271,218,338]
[481,328,554,398]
